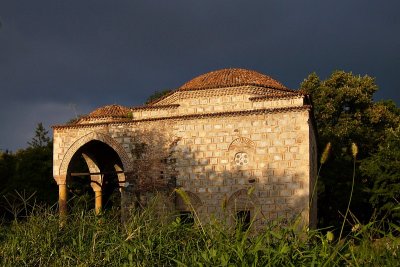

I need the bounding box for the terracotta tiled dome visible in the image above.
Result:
[179,68,287,91]
[88,104,130,118]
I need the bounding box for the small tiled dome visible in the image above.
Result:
[88,104,130,118]
[179,68,287,91]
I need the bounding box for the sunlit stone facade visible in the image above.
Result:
[53,68,318,229]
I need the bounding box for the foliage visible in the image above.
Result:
[0,200,399,266]
[361,126,400,220]
[0,123,57,220]
[0,151,15,195]
[27,122,51,148]
[301,71,400,227]
[9,142,57,204]
[145,89,173,104]
[126,126,177,209]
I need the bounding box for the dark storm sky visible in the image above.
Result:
[0,1,399,151]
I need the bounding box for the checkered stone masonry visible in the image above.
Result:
[53,69,317,230]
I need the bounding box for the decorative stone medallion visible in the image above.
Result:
[234,152,249,166]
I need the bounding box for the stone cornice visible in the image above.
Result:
[151,86,300,105]
[249,94,304,102]
[178,83,296,93]
[76,104,180,122]
[53,105,311,130]
[130,104,180,111]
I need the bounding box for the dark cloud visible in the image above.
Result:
[0,0,399,151]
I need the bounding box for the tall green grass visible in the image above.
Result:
[2,142,399,266]
[1,197,399,266]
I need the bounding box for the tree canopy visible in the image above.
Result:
[145,89,173,104]
[301,70,400,227]
[27,122,51,148]
[0,123,56,220]
[360,126,400,220]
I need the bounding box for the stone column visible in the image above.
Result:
[59,184,68,218]
[91,176,103,215]
[83,153,103,215]
[116,165,127,223]
[94,189,102,214]
[54,175,68,222]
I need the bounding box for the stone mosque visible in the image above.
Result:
[52,68,318,229]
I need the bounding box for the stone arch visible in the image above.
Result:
[227,188,259,209]
[226,188,260,230]
[82,153,102,191]
[228,137,255,151]
[58,131,132,177]
[176,190,203,210]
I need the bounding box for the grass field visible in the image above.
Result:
[1,197,399,267]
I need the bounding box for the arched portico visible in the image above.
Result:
[54,132,132,217]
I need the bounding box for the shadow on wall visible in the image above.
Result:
[121,122,177,214]
[121,125,311,229]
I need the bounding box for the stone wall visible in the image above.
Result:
[129,87,304,120]
[53,89,316,228]
[172,110,312,228]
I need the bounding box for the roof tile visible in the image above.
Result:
[88,104,130,118]
[179,68,288,91]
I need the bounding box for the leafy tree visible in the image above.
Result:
[301,71,400,227]
[145,89,173,104]
[0,150,16,195]
[1,124,57,213]
[360,126,400,220]
[11,142,57,204]
[28,122,51,148]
